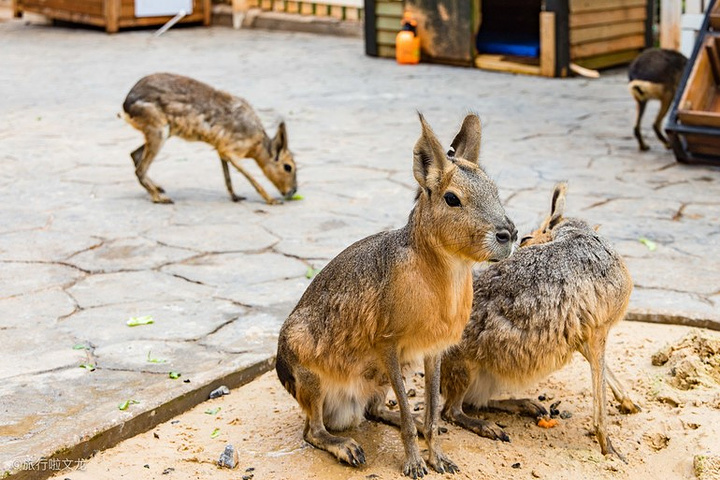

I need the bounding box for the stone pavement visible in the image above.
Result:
[1,14,719,479]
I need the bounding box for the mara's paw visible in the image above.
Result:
[463,418,510,442]
[618,397,641,415]
[403,457,428,478]
[428,452,459,474]
[334,439,366,467]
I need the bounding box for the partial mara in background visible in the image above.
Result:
[628,48,688,152]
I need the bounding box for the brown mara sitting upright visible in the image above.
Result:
[276,114,517,478]
[441,183,639,461]
[122,73,297,204]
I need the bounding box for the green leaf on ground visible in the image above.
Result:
[305,267,321,279]
[638,237,657,251]
[146,351,167,364]
[210,428,221,438]
[73,344,89,350]
[79,363,95,371]
[127,315,154,327]
[204,407,221,415]
[169,371,181,379]
[118,399,139,411]
[290,194,304,201]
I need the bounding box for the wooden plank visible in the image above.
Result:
[570,0,645,13]
[570,33,645,57]
[105,0,119,33]
[202,0,211,26]
[684,134,720,156]
[572,48,640,68]
[378,30,397,44]
[570,6,646,28]
[474,54,542,75]
[571,20,646,44]
[376,15,401,29]
[19,5,105,26]
[12,0,22,17]
[23,0,104,17]
[660,0,682,49]
[375,1,403,16]
[345,7,360,20]
[540,11,556,77]
[685,0,703,15]
[378,44,396,58]
[330,4,344,18]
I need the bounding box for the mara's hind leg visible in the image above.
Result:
[135,129,172,204]
[131,145,164,193]
[485,398,547,418]
[580,343,640,414]
[633,99,649,151]
[220,157,246,202]
[585,333,625,461]
[366,390,425,436]
[296,369,366,467]
[653,91,673,148]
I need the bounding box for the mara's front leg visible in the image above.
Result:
[424,354,459,475]
[383,346,427,478]
[226,157,282,205]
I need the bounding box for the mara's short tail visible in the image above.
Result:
[275,347,296,399]
[628,79,666,102]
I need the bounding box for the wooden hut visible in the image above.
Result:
[364,0,654,77]
[12,0,211,33]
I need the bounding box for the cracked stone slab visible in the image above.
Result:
[0,353,271,476]
[201,309,287,355]
[92,340,227,374]
[218,278,311,309]
[66,270,217,308]
[58,299,245,344]
[0,230,102,263]
[162,251,307,289]
[0,328,83,381]
[0,262,83,299]
[65,237,197,273]
[146,223,279,253]
[0,288,76,328]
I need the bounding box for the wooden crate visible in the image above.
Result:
[666,0,720,166]
[364,0,652,77]
[364,0,403,58]
[12,0,211,33]
[569,0,652,70]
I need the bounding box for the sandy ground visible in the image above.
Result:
[52,321,720,480]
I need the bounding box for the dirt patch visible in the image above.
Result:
[650,330,720,410]
[51,322,720,480]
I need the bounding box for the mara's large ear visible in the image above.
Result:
[547,182,568,229]
[271,121,288,158]
[413,114,451,189]
[448,114,481,164]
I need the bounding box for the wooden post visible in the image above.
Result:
[12,0,23,18]
[202,0,212,26]
[660,0,682,50]
[540,11,556,77]
[104,0,120,33]
[546,0,569,77]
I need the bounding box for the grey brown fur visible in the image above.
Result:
[628,48,687,151]
[441,183,639,460]
[276,114,517,478]
[122,73,296,204]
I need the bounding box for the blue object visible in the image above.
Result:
[476,31,540,58]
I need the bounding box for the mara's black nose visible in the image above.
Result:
[496,229,512,244]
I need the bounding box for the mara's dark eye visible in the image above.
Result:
[283,164,292,173]
[443,192,461,207]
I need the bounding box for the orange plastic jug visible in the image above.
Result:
[395,13,420,65]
